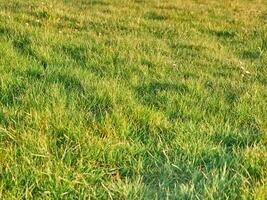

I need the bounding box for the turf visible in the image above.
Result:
[0,0,266,199]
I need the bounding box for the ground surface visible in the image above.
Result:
[0,0,266,199]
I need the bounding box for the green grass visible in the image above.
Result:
[0,0,266,199]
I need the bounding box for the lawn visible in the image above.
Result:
[0,0,266,199]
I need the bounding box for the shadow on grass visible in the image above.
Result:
[26,69,85,93]
[30,10,50,19]
[0,82,26,107]
[73,0,109,9]
[25,68,112,122]
[209,30,235,39]
[242,50,261,60]
[170,42,205,51]
[135,82,189,108]
[12,33,48,69]
[61,45,88,66]
[169,42,206,59]
[0,25,13,37]
[212,128,262,150]
[51,73,85,93]
[144,11,167,21]
[83,0,109,6]
[136,82,189,96]
[80,92,113,122]
[141,143,242,199]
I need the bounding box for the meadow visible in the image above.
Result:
[0,0,266,199]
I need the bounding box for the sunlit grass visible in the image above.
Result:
[0,0,266,199]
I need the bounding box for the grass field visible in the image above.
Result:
[0,0,266,199]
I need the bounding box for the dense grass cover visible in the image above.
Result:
[0,0,266,199]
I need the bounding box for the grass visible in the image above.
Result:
[0,0,266,199]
